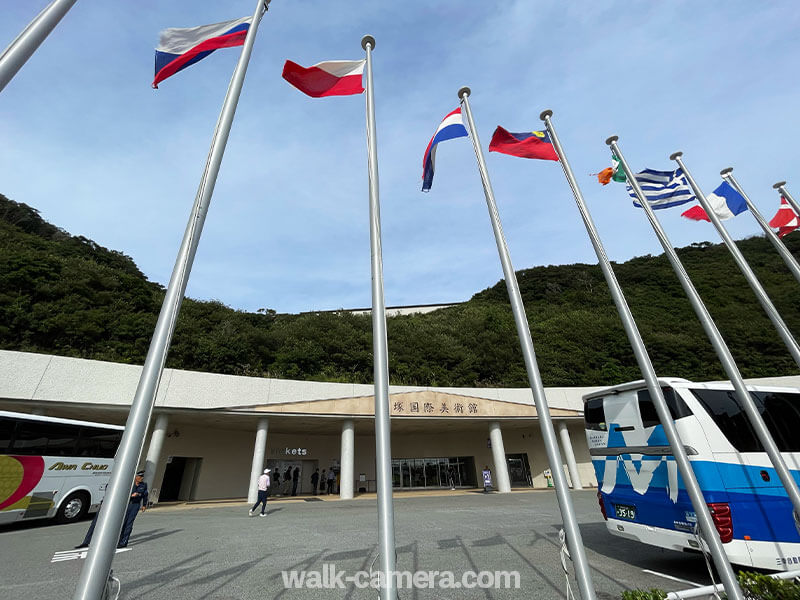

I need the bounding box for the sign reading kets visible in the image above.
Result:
[270,447,309,457]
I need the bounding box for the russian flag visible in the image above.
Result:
[421,107,468,192]
[152,16,252,89]
[282,60,365,98]
[681,181,748,222]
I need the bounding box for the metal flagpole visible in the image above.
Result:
[672,153,800,368]
[459,89,597,600]
[672,163,800,519]
[721,169,800,286]
[362,35,398,600]
[72,2,270,599]
[607,137,744,600]
[774,181,800,219]
[571,133,800,527]
[0,0,77,93]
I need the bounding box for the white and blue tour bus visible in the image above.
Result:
[0,411,123,525]
[584,378,800,571]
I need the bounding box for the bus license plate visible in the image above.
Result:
[615,504,636,520]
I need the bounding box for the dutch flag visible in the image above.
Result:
[421,107,469,192]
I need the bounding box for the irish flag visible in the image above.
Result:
[282,60,365,98]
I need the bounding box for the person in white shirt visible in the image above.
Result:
[249,468,271,517]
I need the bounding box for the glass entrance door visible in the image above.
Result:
[505,453,532,487]
[391,457,476,488]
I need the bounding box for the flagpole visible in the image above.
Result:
[678,162,800,522]
[607,138,744,600]
[0,0,77,93]
[671,153,800,367]
[577,131,800,528]
[458,90,597,600]
[72,2,269,599]
[361,35,398,600]
[773,181,800,224]
[721,169,800,285]
[543,116,800,523]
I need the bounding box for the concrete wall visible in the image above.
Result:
[0,349,601,412]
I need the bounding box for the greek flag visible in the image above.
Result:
[627,167,695,210]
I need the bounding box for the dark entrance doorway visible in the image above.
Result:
[159,456,202,501]
[506,453,532,487]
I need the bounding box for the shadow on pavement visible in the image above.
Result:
[129,527,181,546]
[578,521,712,585]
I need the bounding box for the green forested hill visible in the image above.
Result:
[2,193,799,387]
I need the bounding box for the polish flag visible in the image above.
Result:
[282,60,365,97]
[769,197,800,238]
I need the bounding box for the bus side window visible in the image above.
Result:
[750,392,800,452]
[585,397,607,431]
[637,387,692,428]
[690,389,761,452]
[0,418,14,453]
[12,421,79,456]
[78,427,121,459]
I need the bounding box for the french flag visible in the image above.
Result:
[681,181,748,222]
[152,16,252,89]
[282,60,365,98]
[421,107,468,192]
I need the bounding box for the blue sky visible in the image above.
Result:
[2,1,799,314]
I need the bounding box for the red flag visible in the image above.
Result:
[769,197,799,238]
[488,126,558,161]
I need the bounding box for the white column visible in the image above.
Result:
[340,419,355,500]
[247,418,269,504]
[488,421,511,493]
[143,413,169,495]
[558,420,583,490]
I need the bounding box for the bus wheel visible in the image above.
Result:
[56,492,89,524]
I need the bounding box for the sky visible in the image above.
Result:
[2,1,799,315]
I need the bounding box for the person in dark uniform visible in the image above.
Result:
[311,469,320,495]
[119,470,148,547]
[76,470,147,549]
[291,466,300,496]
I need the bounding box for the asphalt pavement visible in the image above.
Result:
[0,489,715,599]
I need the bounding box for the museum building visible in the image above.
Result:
[6,348,792,505]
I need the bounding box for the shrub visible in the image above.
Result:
[622,589,667,600]
[737,571,800,600]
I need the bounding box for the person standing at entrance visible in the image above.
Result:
[273,470,281,496]
[482,466,492,493]
[283,466,292,495]
[326,467,335,495]
[448,467,456,490]
[291,466,300,496]
[249,468,270,517]
[320,469,326,495]
[311,469,320,495]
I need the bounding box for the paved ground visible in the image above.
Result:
[0,490,716,600]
